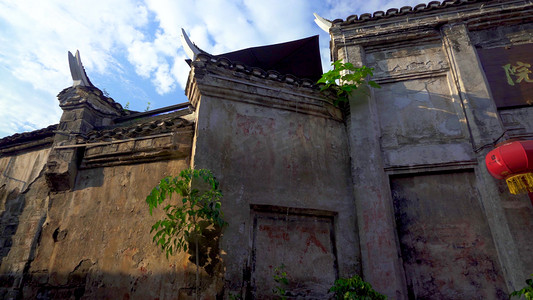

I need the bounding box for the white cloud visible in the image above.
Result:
[171,54,192,90]
[128,40,159,78]
[0,0,150,137]
[0,69,62,137]
[153,63,175,94]
[0,0,433,137]
[153,30,181,57]
[243,0,313,43]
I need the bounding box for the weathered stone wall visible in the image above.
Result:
[331,0,533,298]
[0,136,204,299]
[0,51,357,299]
[187,55,359,298]
[469,10,533,280]
[1,2,532,299]
[0,148,51,299]
[0,86,203,299]
[23,159,199,299]
[0,148,50,213]
[391,171,506,299]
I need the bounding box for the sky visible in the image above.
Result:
[0,0,426,138]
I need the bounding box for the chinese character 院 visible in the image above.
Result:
[502,61,533,86]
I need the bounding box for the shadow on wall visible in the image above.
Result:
[0,222,226,300]
[187,220,224,277]
[72,165,105,191]
[0,186,22,265]
[1,270,220,300]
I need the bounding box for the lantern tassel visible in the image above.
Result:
[506,173,533,194]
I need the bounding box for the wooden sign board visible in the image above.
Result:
[477,44,533,108]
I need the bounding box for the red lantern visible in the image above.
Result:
[485,140,533,194]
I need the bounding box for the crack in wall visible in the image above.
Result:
[2,157,27,191]
[0,164,51,299]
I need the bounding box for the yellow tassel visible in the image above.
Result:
[506,173,533,194]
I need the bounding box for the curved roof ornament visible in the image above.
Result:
[68,50,93,87]
[180,28,202,61]
[313,13,332,33]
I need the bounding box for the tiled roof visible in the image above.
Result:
[195,53,318,89]
[332,0,484,25]
[189,36,323,82]
[0,124,58,155]
[0,124,58,149]
[0,104,193,151]
[86,111,193,142]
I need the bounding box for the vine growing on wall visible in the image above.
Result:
[317,60,380,106]
[146,168,226,300]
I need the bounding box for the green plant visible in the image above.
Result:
[317,60,380,106]
[145,101,151,111]
[146,168,226,300]
[510,274,533,300]
[122,101,130,113]
[229,292,243,300]
[329,275,386,300]
[273,264,289,299]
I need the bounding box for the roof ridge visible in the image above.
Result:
[332,0,485,25]
[86,113,193,142]
[0,124,58,149]
[195,53,318,89]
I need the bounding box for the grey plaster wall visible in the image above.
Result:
[0,148,50,209]
[374,75,473,168]
[1,2,532,299]
[496,180,533,273]
[365,42,448,82]
[391,171,507,299]
[500,107,533,139]
[251,207,337,299]
[331,0,533,297]
[190,70,358,298]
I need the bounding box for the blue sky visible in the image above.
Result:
[0,0,425,138]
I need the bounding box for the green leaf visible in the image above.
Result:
[368,81,381,88]
[317,60,379,107]
[146,168,226,261]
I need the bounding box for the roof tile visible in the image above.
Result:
[195,53,318,89]
[333,0,486,25]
